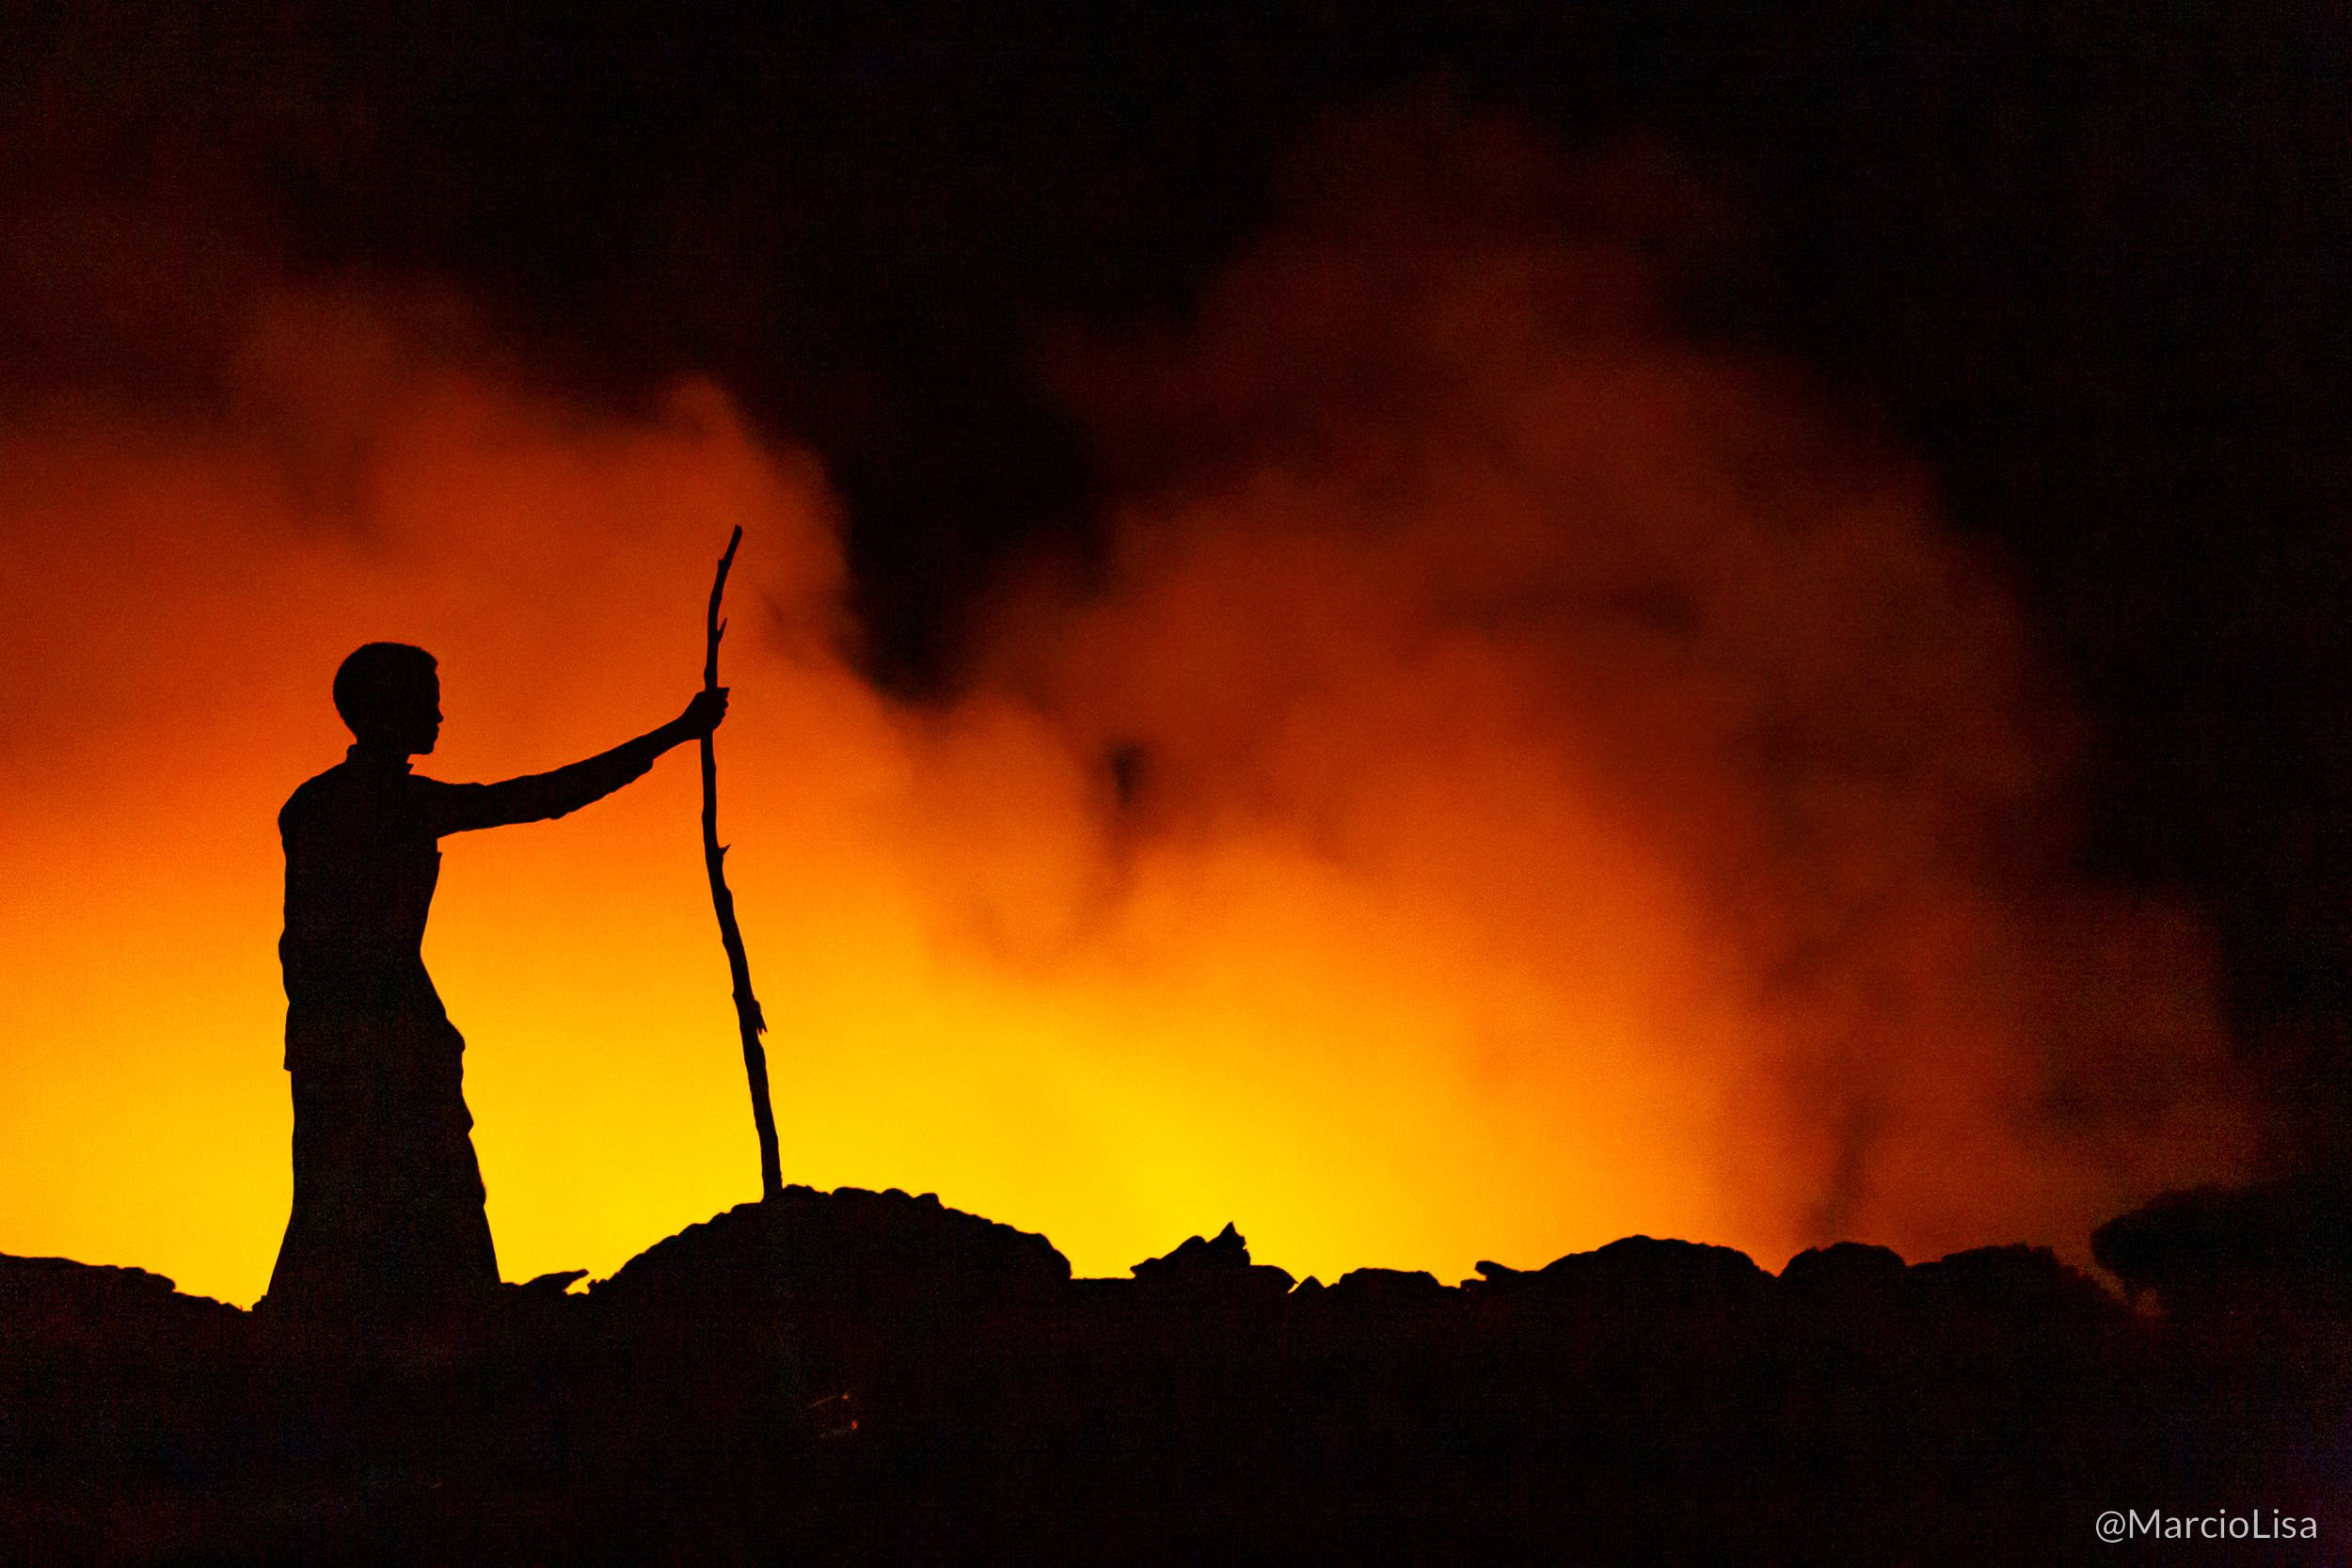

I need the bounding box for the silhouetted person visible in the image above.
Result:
[263,642,725,1320]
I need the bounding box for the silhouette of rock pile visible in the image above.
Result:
[1776,1237,1909,1311]
[2093,1174,2352,1316]
[3,1183,2347,1563]
[0,1254,239,1342]
[596,1182,1069,1325]
[0,1259,261,1560]
[1124,1221,1295,1304]
[1472,1234,1771,1313]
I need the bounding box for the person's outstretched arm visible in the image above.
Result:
[428,689,727,835]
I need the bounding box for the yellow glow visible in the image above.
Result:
[0,293,2250,1304]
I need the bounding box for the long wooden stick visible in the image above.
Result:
[703,525,783,1200]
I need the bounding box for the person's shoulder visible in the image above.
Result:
[278,760,357,832]
[281,762,345,810]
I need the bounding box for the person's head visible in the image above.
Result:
[333,642,441,755]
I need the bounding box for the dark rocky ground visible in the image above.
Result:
[4,1182,2348,1565]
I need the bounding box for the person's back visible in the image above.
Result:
[279,752,456,1068]
[262,641,723,1320]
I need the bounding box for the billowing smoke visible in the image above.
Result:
[0,114,2249,1303]
[970,112,2253,1262]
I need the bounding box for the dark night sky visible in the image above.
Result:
[5,1,2349,1166]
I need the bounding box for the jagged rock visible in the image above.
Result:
[511,1268,589,1295]
[1773,1243,1913,1357]
[0,1252,256,1536]
[1128,1221,1295,1302]
[1129,1220,1246,1278]
[594,1183,1072,1327]
[1778,1242,1909,1310]
[1326,1266,1447,1309]
[2091,1177,2352,1316]
[1479,1235,1771,1316]
[0,1254,243,1342]
[1910,1243,2121,1326]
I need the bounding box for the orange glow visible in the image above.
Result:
[0,213,2252,1305]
